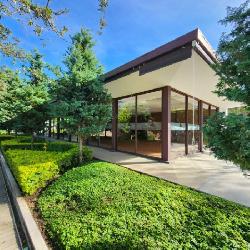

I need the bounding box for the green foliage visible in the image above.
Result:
[5,150,59,195]
[2,137,93,194]
[205,1,250,169]
[204,113,250,170]
[213,0,250,106]
[0,135,14,142]
[38,161,250,249]
[0,1,108,59]
[54,29,111,162]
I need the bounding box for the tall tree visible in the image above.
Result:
[55,29,112,162]
[13,51,52,146]
[0,0,109,58]
[204,0,250,170]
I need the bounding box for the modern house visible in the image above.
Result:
[48,28,239,162]
[87,28,239,162]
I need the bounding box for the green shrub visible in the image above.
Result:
[204,113,250,170]
[3,139,93,194]
[0,135,14,142]
[38,162,250,249]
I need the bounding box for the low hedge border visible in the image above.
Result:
[1,136,93,195]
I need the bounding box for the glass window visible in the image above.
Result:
[203,103,210,124]
[137,91,162,158]
[117,96,136,153]
[187,98,199,152]
[100,122,113,149]
[171,91,186,158]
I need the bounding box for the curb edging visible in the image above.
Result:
[0,151,48,250]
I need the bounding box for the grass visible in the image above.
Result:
[38,161,250,249]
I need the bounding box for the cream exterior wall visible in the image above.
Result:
[105,50,241,111]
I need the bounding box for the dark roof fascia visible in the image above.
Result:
[104,28,217,82]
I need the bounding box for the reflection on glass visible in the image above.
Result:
[117,97,136,153]
[203,103,210,124]
[211,106,217,116]
[100,122,112,149]
[171,91,185,158]
[137,91,162,158]
[188,98,199,152]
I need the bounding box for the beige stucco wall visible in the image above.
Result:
[105,50,241,111]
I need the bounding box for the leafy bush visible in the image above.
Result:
[3,138,93,195]
[204,113,250,170]
[38,161,250,249]
[5,150,60,194]
[0,135,14,142]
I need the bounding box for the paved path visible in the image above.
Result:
[0,165,20,250]
[90,146,250,207]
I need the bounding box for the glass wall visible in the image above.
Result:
[100,122,113,149]
[187,98,199,152]
[203,103,210,124]
[117,96,136,153]
[137,91,162,158]
[211,105,217,116]
[171,91,186,158]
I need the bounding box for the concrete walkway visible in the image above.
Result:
[0,165,20,249]
[90,146,250,207]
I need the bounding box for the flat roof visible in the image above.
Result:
[105,28,217,81]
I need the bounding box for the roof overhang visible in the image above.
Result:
[104,28,217,82]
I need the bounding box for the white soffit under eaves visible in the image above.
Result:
[105,50,241,110]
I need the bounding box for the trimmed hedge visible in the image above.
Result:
[38,161,250,249]
[2,137,93,195]
[0,135,14,142]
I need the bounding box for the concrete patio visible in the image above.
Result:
[90,146,250,207]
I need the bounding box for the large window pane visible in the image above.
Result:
[171,91,186,159]
[137,91,162,158]
[100,122,112,149]
[117,97,136,153]
[187,98,199,152]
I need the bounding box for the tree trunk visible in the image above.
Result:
[79,135,84,163]
[31,132,35,150]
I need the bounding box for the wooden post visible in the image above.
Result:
[48,119,52,137]
[185,95,188,155]
[162,86,171,161]
[208,105,211,116]
[135,95,138,153]
[112,99,118,151]
[198,101,203,152]
[57,118,60,140]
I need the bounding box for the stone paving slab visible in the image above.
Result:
[0,165,19,250]
[90,146,250,207]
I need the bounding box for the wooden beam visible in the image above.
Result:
[112,99,118,151]
[185,96,188,155]
[162,86,171,161]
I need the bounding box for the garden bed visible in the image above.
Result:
[1,136,249,249]
[38,161,250,249]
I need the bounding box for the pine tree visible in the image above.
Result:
[55,29,112,162]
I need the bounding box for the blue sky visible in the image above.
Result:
[1,0,245,73]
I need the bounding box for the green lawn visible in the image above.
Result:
[38,161,250,249]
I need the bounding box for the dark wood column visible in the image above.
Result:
[48,119,52,138]
[56,118,60,139]
[185,96,188,155]
[112,99,118,151]
[135,96,138,153]
[198,101,203,152]
[162,86,171,162]
[208,105,211,116]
